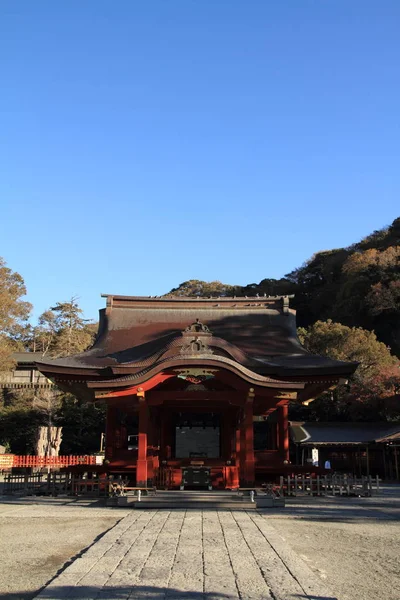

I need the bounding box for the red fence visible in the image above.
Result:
[0,454,97,469]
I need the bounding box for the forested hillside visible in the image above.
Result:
[166,217,400,357]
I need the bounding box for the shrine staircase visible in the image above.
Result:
[132,490,256,509]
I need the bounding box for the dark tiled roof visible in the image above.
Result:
[12,352,45,364]
[290,422,400,445]
[36,295,358,381]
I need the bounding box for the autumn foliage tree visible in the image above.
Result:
[287,218,400,354]
[297,320,400,421]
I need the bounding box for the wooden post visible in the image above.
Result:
[382,446,387,480]
[394,446,399,481]
[366,445,370,477]
[146,406,155,484]
[105,404,117,461]
[235,424,241,472]
[136,389,148,487]
[161,409,173,460]
[278,404,289,463]
[226,413,233,462]
[240,412,246,482]
[244,389,255,486]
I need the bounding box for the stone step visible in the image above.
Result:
[127,489,257,509]
[133,500,256,509]
[143,492,243,499]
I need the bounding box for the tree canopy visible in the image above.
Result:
[0,258,32,372]
[31,298,96,357]
[165,280,240,297]
[296,320,400,421]
[163,217,400,356]
[0,269,98,454]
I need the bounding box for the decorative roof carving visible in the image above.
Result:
[175,368,217,385]
[184,319,211,334]
[180,319,213,355]
[180,336,214,356]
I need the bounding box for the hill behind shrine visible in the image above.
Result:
[166,217,400,358]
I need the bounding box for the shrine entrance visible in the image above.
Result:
[174,412,221,459]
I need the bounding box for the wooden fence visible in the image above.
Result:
[2,471,110,497]
[0,454,97,470]
[278,473,380,497]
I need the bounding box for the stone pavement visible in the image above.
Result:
[34,509,337,600]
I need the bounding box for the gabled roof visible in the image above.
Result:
[290,422,400,445]
[36,295,358,382]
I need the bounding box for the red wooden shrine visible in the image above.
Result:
[37,295,357,488]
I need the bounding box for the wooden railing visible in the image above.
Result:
[278,473,381,497]
[3,471,109,497]
[0,454,97,470]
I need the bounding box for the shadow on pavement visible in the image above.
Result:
[0,586,338,600]
[262,503,400,522]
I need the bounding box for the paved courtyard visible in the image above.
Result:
[33,509,333,600]
[0,488,399,600]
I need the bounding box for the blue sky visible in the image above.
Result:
[1,1,399,322]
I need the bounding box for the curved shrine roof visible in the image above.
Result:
[36,295,358,383]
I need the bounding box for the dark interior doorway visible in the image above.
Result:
[174,412,221,459]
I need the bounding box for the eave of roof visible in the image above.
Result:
[290,422,400,445]
[35,293,358,388]
[84,356,307,390]
[12,352,45,364]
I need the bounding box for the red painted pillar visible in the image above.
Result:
[240,413,246,482]
[243,389,255,485]
[147,410,155,484]
[136,394,148,486]
[161,410,173,460]
[105,404,116,461]
[278,404,289,463]
[235,427,241,464]
[222,410,233,460]
[235,418,241,485]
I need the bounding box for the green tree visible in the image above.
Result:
[166,280,240,297]
[0,408,44,454]
[286,248,350,326]
[58,395,106,454]
[298,320,398,377]
[0,257,32,372]
[33,297,96,357]
[296,320,400,421]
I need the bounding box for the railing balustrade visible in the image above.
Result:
[278,473,380,496]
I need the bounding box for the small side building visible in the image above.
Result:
[290,421,400,479]
[0,352,52,390]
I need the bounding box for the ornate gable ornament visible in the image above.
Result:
[184,318,211,334]
[180,319,213,356]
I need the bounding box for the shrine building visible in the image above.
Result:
[36,295,357,489]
